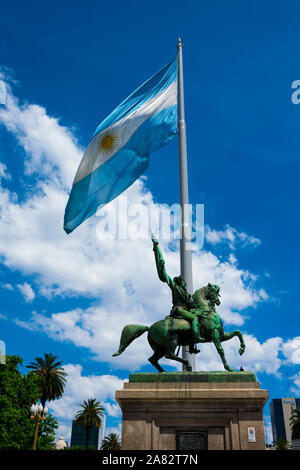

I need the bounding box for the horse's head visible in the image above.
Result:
[206,283,221,308]
[192,283,221,310]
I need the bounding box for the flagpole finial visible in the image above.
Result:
[177,37,183,50]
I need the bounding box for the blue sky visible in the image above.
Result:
[0,0,299,445]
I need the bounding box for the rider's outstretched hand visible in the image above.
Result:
[151,233,159,246]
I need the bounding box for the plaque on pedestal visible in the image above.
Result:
[176,430,208,450]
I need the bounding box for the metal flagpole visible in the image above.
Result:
[177,38,195,371]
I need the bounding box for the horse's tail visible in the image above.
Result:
[112,324,149,357]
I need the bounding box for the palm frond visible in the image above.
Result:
[101,433,121,450]
[26,352,67,406]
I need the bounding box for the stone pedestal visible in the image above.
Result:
[116,371,269,450]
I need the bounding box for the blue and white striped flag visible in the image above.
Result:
[64,57,178,234]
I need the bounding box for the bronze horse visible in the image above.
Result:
[113,284,246,372]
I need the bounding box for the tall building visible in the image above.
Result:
[70,421,100,449]
[70,415,107,449]
[98,414,106,448]
[270,397,300,443]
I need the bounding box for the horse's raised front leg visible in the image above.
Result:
[222,330,246,356]
[165,335,192,371]
[211,329,233,372]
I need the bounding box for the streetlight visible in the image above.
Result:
[30,403,48,450]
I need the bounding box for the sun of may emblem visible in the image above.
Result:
[97,130,119,156]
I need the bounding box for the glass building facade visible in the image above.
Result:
[270,397,300,443]
[70,420,100,449]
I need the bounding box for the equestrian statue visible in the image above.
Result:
[113,235,245,372]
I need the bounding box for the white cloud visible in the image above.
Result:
[205,224,261,250]
[47,363,124,424]
[104,402,121,418]
[15,247,272,370]
[0,168,267,325]
[105,423,122,437]
[55,421,72,443]
[192,251,267,326]
[0,81,6,105]
[195,334,284,375]
[258,288,269,301]
[291,372,300,394]
[17,304,297,376]
[263,415,273,445]
[1,282,13,290]
[194,334,300,377]
[17,282,35,302]
[0,82,81,188]
[0,162,10,180]
[281,337,300,365]
[13,318,37,330]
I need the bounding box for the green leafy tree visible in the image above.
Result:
[26,352,67,409]
[290,408,300,433]
[0,355,58,449]
[272,438,291,450]
[100,433,121,450]
[36,414,58,450]
[74,398,104,450]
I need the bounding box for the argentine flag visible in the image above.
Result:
[64,57,178,234]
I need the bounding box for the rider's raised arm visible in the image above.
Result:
[151,234,174,288]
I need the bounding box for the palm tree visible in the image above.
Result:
[290,408,300,432]
[75,398,105,450]
[272,438,291,450]
[27,353,67,409]
[101,433,121,450]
